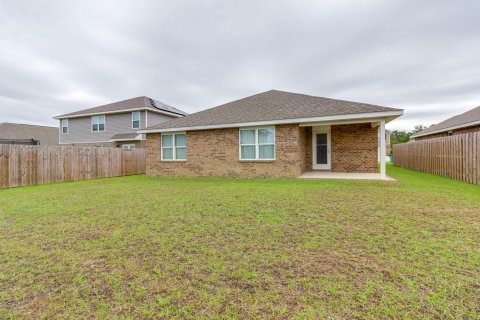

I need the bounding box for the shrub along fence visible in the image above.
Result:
[393,132,480,185]
[0,145,146,188]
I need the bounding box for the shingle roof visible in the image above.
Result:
[0,123,58,145]
[411,106,480,138]
[55,96,187,118]
[109,133,142,141]
[145,90,402,131]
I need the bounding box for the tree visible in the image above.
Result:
[390,130,411,149]
[412,124,431,134]
[390,124,435,151]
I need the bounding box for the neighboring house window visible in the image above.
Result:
[448,130,453,136]
[161,133,186,160]
[61,119,68,134]
[92,115,105,132]
[239,127,275,160]
[132,111,140,129]
[122,144,136,150]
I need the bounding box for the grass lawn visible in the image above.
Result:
[0,164,479,319]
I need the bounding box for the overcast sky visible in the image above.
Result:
[1,0,479,130]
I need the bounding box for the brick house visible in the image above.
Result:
[411,105,480,141]
[140,90,403,179]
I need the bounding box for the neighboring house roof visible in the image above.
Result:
[411,105,480,138]
[140,90,403,133]
[109,133,143,141]
[0,122,58,145]
[54,96,187,119]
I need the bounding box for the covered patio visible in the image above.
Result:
[299,117,391,180]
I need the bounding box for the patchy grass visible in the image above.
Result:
[0,164,479,319]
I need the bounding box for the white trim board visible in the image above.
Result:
[300,118,384,127]
[109,133,144,142]
[138,110,403,134]
[312,126,331,170]
[411,119,480,138]
[161,132,187,161]
[238,127,276,161]
[109,138,144,142]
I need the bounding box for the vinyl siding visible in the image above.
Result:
[59,111,176,144]
[146,111,176,128]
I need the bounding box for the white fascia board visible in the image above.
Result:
[299,117,384,127]
[109,134,144,142]
[109,138,143,142]
[411,119,480,138]
[138,110,403,134]
[54,108,184,120]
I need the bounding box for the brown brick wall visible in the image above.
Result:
[452,125,480,135]
[146,123,379,177]
[414,125,480,141]
[303,127,312,172]
[330,124,378,173]
[146,124,305,178]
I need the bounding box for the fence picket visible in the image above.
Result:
[0,146,145,188]
[393,132,479,185]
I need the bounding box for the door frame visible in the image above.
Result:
[312,126,331,170]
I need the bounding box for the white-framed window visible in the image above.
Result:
[239,127,275,160]
[447,130,453,136]
[122,144,136,150]
[92,115,105,132]
[161,133,186,160]
[132,111,140,129]
[61,119,68,134]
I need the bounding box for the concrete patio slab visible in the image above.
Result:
[299,172,396,181]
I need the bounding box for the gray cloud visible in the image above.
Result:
[0,0,479,131]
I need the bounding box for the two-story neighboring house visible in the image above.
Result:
[54,96,187,148]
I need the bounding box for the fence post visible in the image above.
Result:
[0,146,146,188]
[393,132,479,185]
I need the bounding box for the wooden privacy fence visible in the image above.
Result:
[393,132,480,185]
[0,145,146,188]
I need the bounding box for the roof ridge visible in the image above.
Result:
[0,122,57,128]
[269,89,401,110]
[143,89,403,132]
[147,97,160,110]
[412,105,480,137]
[448,105,480,119]
[54,96,187,118]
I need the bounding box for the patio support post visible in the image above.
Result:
[380,119,386,179]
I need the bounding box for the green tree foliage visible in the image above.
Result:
[390,130,411,148]
[412,125,431,134]
[390,124,435,151]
